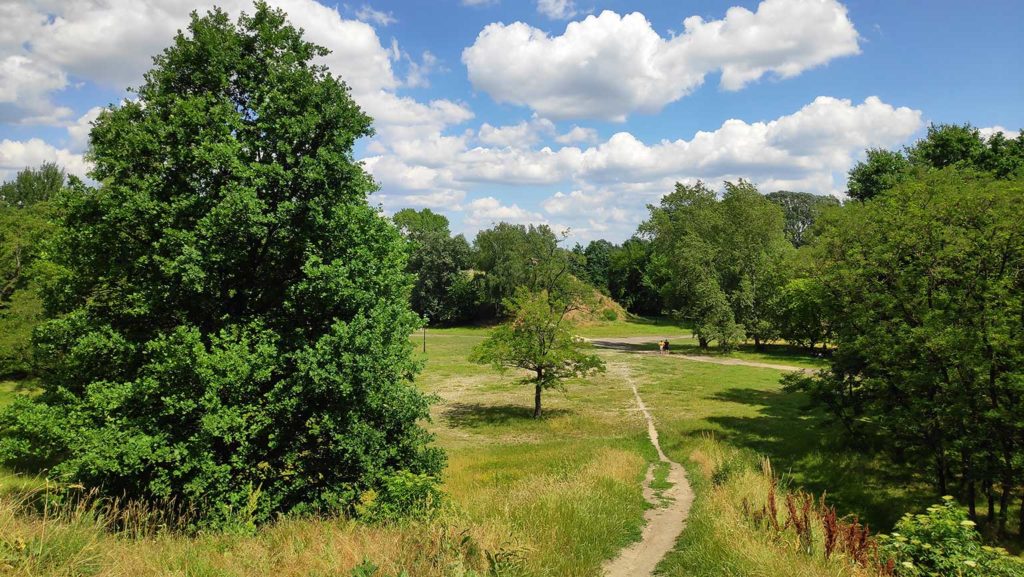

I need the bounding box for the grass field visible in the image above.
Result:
[0,319,943,576]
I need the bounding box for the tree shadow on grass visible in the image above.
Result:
[442,402,574,429]
[700,387,933,530]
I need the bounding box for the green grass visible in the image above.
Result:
[0,317,937,576]
[628,354,931,531]
[414,327,658,576]
[0,378,39,407]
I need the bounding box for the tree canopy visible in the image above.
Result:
[787,169,1024,530]
[393,208,477,325]
[643,181,792,348]
[0,4,441,527]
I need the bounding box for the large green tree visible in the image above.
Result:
[644,181,792,348]
[607,237,660,316]
[0,163,65,208]
[847,124,1024,201]
[474,223,574,316]
[0,4,441,526]
[765,190,840,247]
[787,169,1024,533]
[0,165,65,377]
[393,208,477,325]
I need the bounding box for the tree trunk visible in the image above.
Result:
[754,336,763,351]
[698,336,708,349]
[1019,490,1024,540]
[998,479,1011,536]
[533,381,542,419]
[936,450,948,496]
[964,450,977,519]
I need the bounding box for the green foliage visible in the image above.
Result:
[792,169,1024,530]
[773,277,830,350]
[848,124,1024,201]
[0,167,64,377]
[473,223,576,317]
[470,287,605,418]
[764,190,840,247]
[0,163,65,209]
[354,470,443,523]
[643,180,792,349]
[879,498,1024,577]
[847,148,911,201]
[0,4,442,527]
[394,209,478,325]
[570,239,615,293]
[607,237,660,315]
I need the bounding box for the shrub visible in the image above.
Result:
[355,471,443,523]
[601,308,618,322]
[878,497,1024,577]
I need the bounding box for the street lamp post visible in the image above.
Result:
[423,316,429,354]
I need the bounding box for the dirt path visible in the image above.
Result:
[653,352,813,373]
[588,336,814,373]
[602,363,693,577]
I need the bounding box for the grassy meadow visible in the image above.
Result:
[0,318,944,576]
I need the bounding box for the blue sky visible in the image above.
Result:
[1,0,1021,241]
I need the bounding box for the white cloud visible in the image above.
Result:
[1,0,403,125]
[477,117,556,148]
[537,0,577,20]
[465,197,545,227]
[355,4,396,26]
[555,125,599,144]
[979,125,1021,140]
[0,56,71,124]
[0,139,90,182]
[463,0,859,120]
[66,107,105,152]
[404,51,439,88]
[366,95,921,238]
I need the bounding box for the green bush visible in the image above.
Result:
[354,471,443,523]
[601,308,618,322]
[878,497,1024,577]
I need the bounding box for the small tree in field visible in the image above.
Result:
[471,287,605,418]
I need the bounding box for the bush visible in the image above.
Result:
[601,308,618,322]
[355,471,443,523]
[878,497,1024,577]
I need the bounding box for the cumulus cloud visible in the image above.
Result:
[0,0,448,127]
[537,0,577,20]
[0,139,90,182]
[465,197,546,227]
[463,0,860,120]
[365,95,921,239]
[979,125,1021,140]
[555,126,599,145]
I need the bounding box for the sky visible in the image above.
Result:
[1,0,1022,242]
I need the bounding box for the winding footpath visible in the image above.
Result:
[602,362,694,577]
[597,337,812,576]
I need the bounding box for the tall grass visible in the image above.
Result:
[658,436,886,577]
